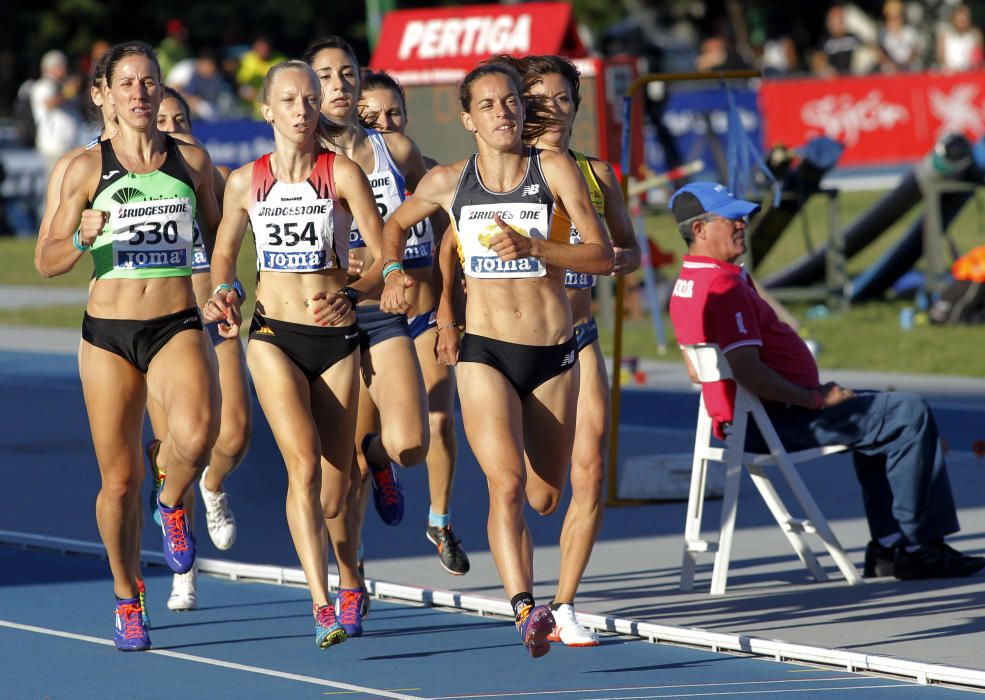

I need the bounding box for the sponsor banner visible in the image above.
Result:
[193,119,274,169]
[372,2,585,75]
[645,87,762,176]
[761,70,985,165]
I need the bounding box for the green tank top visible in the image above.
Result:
[89,137,197,279]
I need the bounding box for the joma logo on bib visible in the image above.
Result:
[263,250,327,271]
[116,249,188,269]
[470,256,540,274]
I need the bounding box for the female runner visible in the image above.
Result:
[518,54,641,646]
[357,69,468,575]
[304,37,429,629]
[380,61,613,658]
[40,41,221,651]
[146,86,252,612]
[205,59,385,648]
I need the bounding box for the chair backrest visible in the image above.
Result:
[681,343,734,382]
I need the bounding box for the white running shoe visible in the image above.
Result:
[167,567,197,611]
[546,604,599,647]
[200,466,236,550]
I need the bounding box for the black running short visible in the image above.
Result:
[82,307,204,373]
[458,332,578,398]
[355,304,410,353]
[249,312,359,382]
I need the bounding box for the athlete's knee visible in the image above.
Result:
[429,411,456,450]
[283,454,320,492]
[213,416,251,464]
[384,430,429,467]
[487,471,526,510]
[99,469,141,503]
[528,486,562,516]
[570,455,605,505]
[321,493,345,519]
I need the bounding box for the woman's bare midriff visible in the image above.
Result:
[464,271,572,346]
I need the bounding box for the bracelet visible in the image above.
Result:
[72,229,90,252]
[212,283,233,297]
[437,322,458,330]
[811,388,824,411]
[232,279,245,300]
[382,261,405,281]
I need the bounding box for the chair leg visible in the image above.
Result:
[681,399,714,592]
[710,414,747,595]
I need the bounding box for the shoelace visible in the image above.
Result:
[337,590,362,625]
[161,507,189,552]
[206,492,233,525]
[117,602,144,639]
[374,468,401,506]
[314,604,336,628]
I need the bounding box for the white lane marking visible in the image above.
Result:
[430,676,893,699]
[0,619,425,700]
[575,686,916,699]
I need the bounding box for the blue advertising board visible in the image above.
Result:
[193,119,275,169]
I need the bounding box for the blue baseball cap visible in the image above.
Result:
[669,182,761,223]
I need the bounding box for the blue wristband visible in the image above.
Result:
[232,279,245,300]
[72,229,89,252]
[382,262,404,281]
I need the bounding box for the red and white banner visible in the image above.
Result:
[371,2,585,85]
[761,70,985,166]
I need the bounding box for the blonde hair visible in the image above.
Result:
[260,60,346,147]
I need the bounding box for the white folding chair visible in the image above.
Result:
[679,343,863,594]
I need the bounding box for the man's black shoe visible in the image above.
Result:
[893,540,985,580]
[863,540,897,578]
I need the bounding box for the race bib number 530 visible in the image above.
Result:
[110,197,194,270]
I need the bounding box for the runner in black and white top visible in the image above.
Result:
[380,60,613,658]
[205,59,385,649]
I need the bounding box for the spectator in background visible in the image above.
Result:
[758,23,799,75]
[30,51,80,183]
[695,35,749,72]
[157,19,192,81]
[937,3,983,72]
[168,51,234,120]
[235,36,284,117]
[819,4,863,74]
[879,0,923,72]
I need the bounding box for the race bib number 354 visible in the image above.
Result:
[110,197,194,270]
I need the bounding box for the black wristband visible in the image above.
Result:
[339,286,359,307]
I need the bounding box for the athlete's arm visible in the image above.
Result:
[593,159,641,276]
[334,155,385,302]
[207,164,251,336]
[38,152,102,278]
[382,131,428,192]
[35,147,82,275]
[434,227,463,366]
[489,151,614,275]
[380,164,456,314]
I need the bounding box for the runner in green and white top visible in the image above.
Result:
[39,41,222,653]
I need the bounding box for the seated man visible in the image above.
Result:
[667,181,984,581]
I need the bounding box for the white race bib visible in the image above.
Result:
[110,196,194,271]
[458,203,549,279]
[253,200,339,272]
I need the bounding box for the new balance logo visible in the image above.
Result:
[560,350,576,368]
[521,184,540,197]
[102,170,120,180]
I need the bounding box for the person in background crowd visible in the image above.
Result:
[819,4,864,74]
[30,50,81,188]
[937,3,984,72]
[156,19,192,82]
[879,0,923,72]
[236,37,285,117]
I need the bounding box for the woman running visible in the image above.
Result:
[304,38,430,622]
[146,86,252,612]
[518,54,641,647]
[40,41,221,651]
[357,70,468,576]
[205,59,385,648]
[380,61,613,658]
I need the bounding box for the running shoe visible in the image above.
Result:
[135,578,151,628]
[546,604,599,647]
[158,497,196,573]
[199,466,237,550]
[335,588,365,637]
[516,604,555,658]
[167,566,197,611]
[426,524,470,575]
[114,597,151,652]
[363,433,404,526]
[146,439,164,526]
[314,603,347,649]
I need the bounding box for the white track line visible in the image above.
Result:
[5,531,985,691]
[0,619,424,700]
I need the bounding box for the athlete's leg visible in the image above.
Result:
[149,330,220,509]
[247,341,332,608]
[80,341,147,600]
[350,379,380,549]
[363,336,429,467]
[414,327,457,515]
[556,341,608,604]
[204,338,252,490]
[456,362,529,596]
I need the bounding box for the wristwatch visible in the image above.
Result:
[338,286,359,308]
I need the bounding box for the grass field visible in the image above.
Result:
[5,187,984,376]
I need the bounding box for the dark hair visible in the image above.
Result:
[481,55,564,143]
[361,70,406,109]
[303,35,361,74]
[260,60,347,146]
[105,41,161,87]
[82,51,111,125]
[458,60,523,111]
[517,54,581,110]
[162,86,193,130]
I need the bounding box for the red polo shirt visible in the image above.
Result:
[669,255,819,434]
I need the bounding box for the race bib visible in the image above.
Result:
[458,203,549,279]
[350,170,404,249]
[191,221,210,271]
[109,197,194,271]
[403,217,434,269]
[253,200,341,272]
[564,227,596,289]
